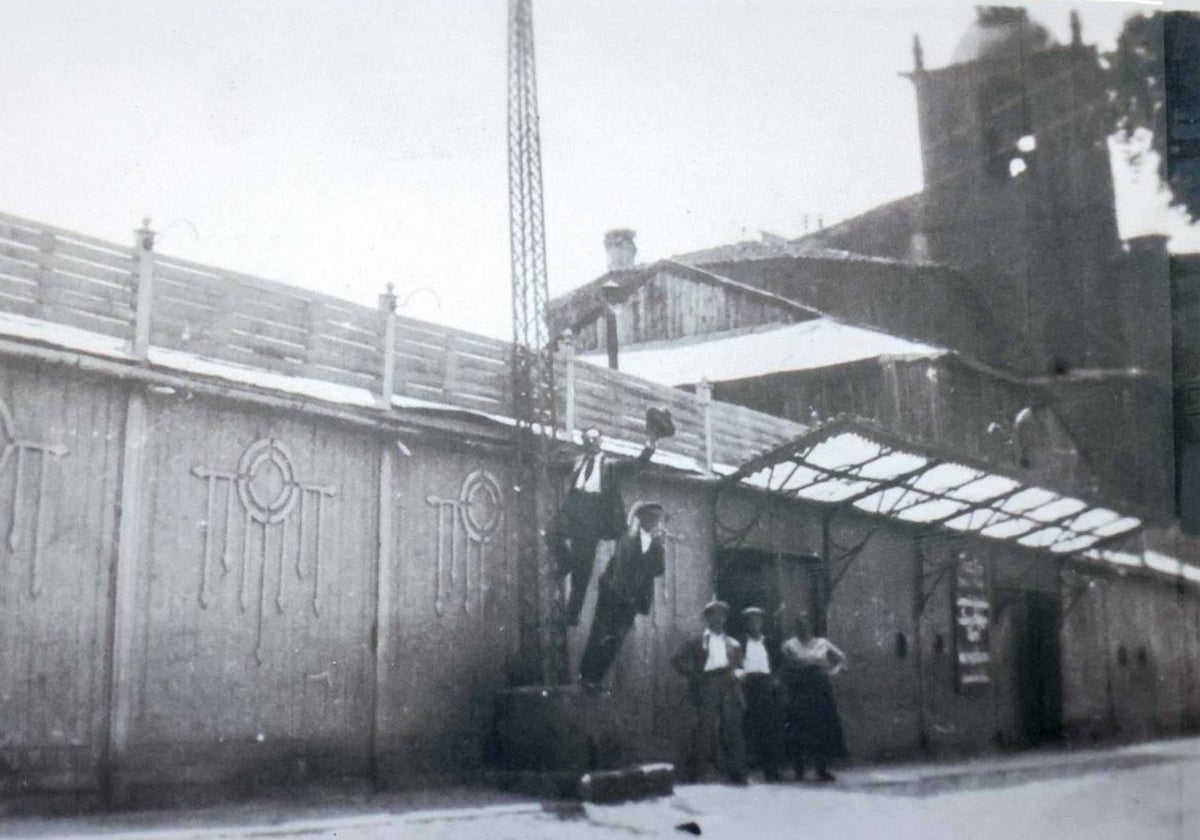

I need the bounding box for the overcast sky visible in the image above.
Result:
[0,1,1183,339]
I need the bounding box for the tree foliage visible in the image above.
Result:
[1108,12,1200,220]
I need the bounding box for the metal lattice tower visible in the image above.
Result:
[507,0,562,684]
[508,0,552,394]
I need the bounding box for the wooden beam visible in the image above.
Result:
[105,388,149,801]
[371,439,397,780]
[0,335,513,446]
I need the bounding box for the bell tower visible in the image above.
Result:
[909,7,1122,375]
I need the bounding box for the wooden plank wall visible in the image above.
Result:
[0,356,523,798]
[117,395,381,788]
[571,268,798,353]
[0,362,125,795]
[377,443,519,781]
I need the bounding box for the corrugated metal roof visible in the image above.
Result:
[578,319,945,386]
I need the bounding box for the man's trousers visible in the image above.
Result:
[688,668,747,782]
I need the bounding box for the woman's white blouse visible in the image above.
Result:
[782,637,845,672]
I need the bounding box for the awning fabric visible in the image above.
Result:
[724,423,1142,554]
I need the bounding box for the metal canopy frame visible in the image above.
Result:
[723,419,1144,557]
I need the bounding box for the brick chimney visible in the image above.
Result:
[604,229,637,271]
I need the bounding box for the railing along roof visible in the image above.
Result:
[0,209,806,473]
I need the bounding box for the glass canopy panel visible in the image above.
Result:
[1084,549,1143,567]
[1018,526,1070,548]
[944,507,1015,532]
[947,474,1022,503]
[1092,516,1141,538]
[855,450,928,480]
[851,486,928,515]
[804,433,883,472]
[1107,551,1144,567]
[1145,551,1182,575]
[910,463,984,494]
[942,514,974,532]
[796,478,877,503]
[768,463,823,492]
[980,517,1040,539]
[1048,534,1099,553]
[999,487,1060,515]
[1068,507,1121,533]
[895,497,972,523]
[1025,496,1088,523]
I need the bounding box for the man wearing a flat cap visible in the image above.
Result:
[671,598,748,784]
[736,606,783,781]
[578,501,668,692]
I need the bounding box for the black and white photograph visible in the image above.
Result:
[1,1,1199,837]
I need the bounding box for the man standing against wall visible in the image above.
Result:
[672,600,748,785]
[736,606,783,782]
[550,425,658,626]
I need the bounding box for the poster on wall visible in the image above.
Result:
[953,552,990,690]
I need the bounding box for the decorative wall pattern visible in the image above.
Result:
[425,469,504,616]
[192,437,338,664]
[0,397,68,599]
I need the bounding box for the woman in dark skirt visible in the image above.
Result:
[781,617,848,782]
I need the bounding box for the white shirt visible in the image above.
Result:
[703,630,730,671]
[639,529,653,553]
[743,636,771,675]
[574,453,603,493]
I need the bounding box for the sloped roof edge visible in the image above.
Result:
[548,259,825,335]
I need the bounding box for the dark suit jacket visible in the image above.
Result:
[598,530,665,616]
[563,444,654,540]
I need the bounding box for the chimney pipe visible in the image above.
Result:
[601,279,622,370]
[604,229,637,271]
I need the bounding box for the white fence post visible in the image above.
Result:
[378,283,398,408]
[561,329,576,434]
[698,377,714,473]
[132,219,156,360]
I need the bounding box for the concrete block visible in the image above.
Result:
[579,763,675,803]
